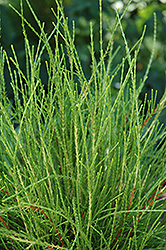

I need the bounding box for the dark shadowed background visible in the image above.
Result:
[0,0,166,123]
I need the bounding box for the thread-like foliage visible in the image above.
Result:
[0,0,166,249]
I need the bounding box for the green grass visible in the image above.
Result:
[0,0,166,249]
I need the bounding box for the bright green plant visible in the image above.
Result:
[0,0,166,249]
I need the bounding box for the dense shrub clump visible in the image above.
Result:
[0,0,166,249]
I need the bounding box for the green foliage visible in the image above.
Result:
[0,0,166,249]
[1,0,166,105]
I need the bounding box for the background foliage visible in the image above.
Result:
[1,0,166,109]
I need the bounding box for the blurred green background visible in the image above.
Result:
[0,0,166,122]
